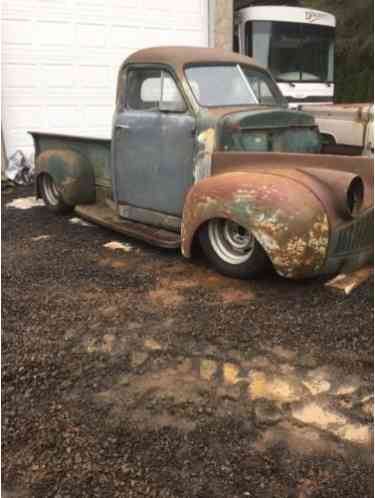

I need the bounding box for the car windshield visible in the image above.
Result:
[185,64,285,107]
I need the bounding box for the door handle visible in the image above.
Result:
[116,124,130,130]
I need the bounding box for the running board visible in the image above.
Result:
[75,204,180,249]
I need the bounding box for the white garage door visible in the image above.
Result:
[1,0,209,157]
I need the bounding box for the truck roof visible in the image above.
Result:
[123,46,263,71]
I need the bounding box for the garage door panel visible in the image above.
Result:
[2,0,208,155]
[109,25,141,49]
[5,106,44,129]
[84,106,114,128]
[77,65,110,88]
[41,64,75,88]
[3,64,37,88]
[2,19,33,45]
[76,23,107,48]
[47,107,82,128]
[36,21,74,46]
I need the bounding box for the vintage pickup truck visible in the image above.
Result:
[30,47,373,280]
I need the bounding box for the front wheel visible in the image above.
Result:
[199,218,269,279]
[39,174,72,214]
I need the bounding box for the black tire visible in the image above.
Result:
[39,174,72,214]
[199,218,269,279]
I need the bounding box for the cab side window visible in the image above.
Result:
[126,68,185,111]
[127,69,162,110]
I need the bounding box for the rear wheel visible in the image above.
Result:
[39,174,72,214]
[199,218,269,279]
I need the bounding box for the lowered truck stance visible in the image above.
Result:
[30,47,374,280]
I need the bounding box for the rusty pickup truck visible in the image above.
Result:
[30,47,374,280]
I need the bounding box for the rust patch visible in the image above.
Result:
[182,172,330,278]
[220,288,255,304]
[148,289,184,308]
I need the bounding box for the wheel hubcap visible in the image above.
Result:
[208,219,255,265]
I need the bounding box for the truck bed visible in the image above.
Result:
[29,131,112,188]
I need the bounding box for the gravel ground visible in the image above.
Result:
[2,185,374,498]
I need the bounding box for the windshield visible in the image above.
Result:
[247,21,335,83]
[185,64,285,107]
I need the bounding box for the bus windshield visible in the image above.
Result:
[247,21,335,83]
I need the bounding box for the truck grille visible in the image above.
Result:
[333,209,374,256]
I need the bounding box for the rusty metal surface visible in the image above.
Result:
[112,107,195,216]
[30,132,112,188]
[118,204,181,232]
[122,46,262,73]
[75,204,180,249]
[181,149,373,278]
[34,148,96,206]
[181,172,330,279]
[212,152,374,209]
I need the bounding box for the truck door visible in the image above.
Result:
[112,66,196,218]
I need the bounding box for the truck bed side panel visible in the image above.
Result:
[30,132,112,187]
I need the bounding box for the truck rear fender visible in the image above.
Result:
[35,149,96,206]
[181,172,330,279]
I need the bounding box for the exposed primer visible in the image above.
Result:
[193,128,215,182]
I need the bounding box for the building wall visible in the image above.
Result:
[211,0,233,51]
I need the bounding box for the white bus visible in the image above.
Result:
[235,6,336,106]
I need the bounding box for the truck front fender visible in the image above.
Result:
[35,149,96,206]
[181,172,330,279]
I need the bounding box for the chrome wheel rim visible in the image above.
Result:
[208,219,255,265]
[42,175,60,206]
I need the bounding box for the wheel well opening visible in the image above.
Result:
[190,222,206,257]
[198,216,274,267]
[36,172,47,198]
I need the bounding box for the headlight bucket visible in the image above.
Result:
[346,176,364,218]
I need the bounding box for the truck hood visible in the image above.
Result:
[212,107,319,154]
[217,107,316,130]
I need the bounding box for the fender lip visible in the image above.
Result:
[181,171,331,279]
[34,148,96,206]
